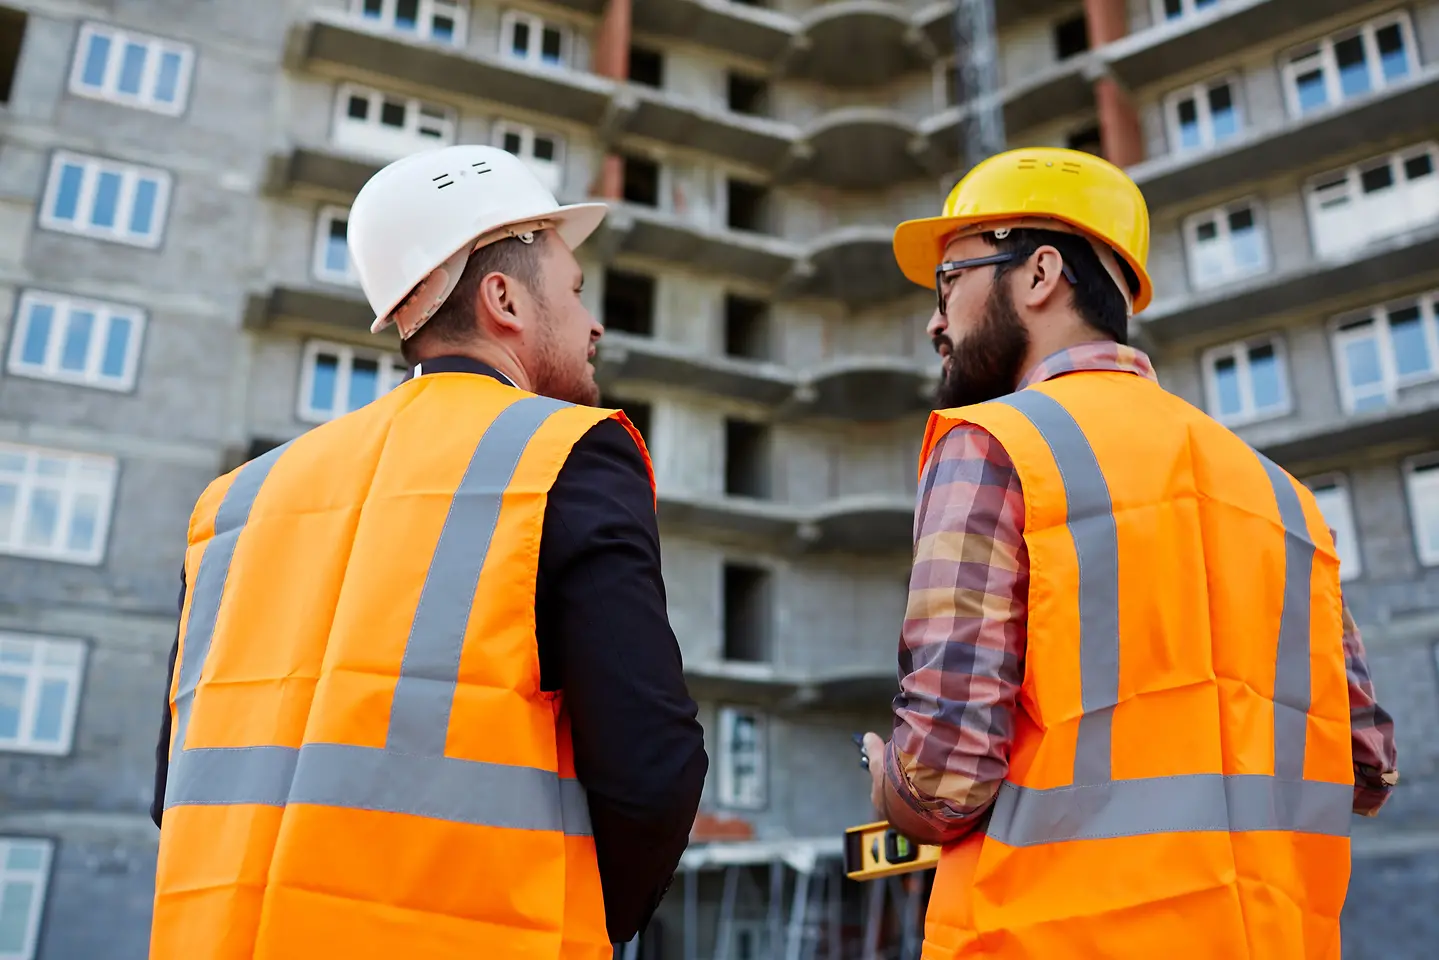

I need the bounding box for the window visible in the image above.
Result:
[1053,14,1088,61]
[725,178,769,233]
[724,295,770,361]
[1066,123,1102,156]
[0,443,117,565]
[602,270,655,336]
[1405,456,1439,566]
[312,206,357,287]
[629,45,663,87]
[0,8,28,104]
[6,289,145,391]
[495,122,563,194]
[1157,0,1219,22]
[332,83,456,162]
[725,419,771,498]
[0,633,86,756]
[1202,336,1289,425]
[717,706,765,808]
[728,73,768,116]
[621,154,660,207]
[599,395,651,446]
[501,11,568,68]
[1183,199,1267,287]
[1331,290,1439,413]
[69,21,194,115]
[1305,144,1439,260]
[0,837,52,960]
[723,563,771,662]
[353,0,465,45]
[39,151,171,248]
[1165,77,1241,153]
[1282,14,1416,117]
[298,341,406,423]
[1305,475,1362,581]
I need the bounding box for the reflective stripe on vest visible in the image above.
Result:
[981,389,1351,848]
[164,394,592,836]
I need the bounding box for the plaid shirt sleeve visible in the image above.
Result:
[1343,601,1400,816]
[883,423,1027,839]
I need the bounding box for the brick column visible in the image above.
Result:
[1083,0,1144,168]
[593,0,632,199]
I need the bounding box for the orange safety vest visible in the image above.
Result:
[150,372,654,960]
[916,369,1352,959]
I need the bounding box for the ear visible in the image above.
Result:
[475,272,525,337]
[1016,245,1068,311]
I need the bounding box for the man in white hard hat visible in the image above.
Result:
[149,145,707,958]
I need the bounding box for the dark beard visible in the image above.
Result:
[934,281,1031,410]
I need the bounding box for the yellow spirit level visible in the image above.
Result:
[843,821,940,881]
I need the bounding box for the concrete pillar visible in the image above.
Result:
[593,0,632,199]
[1083,0,1145,168]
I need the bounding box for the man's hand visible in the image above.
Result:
[863,732,886,817]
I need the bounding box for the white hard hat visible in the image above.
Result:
[347,144,608,339]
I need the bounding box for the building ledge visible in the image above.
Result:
[242,285,384,347]
[613,86,797,173]
[1131,67,1439,212]
[1140,222,1439,345]
[1255,398,1439,471]
[595,333,796,407]
[790,225,915,305]
[597,203,800,285]
[657,491,913,555]
[1103,0,1357,91]
[262,148,380,205]
[633,0,795,64]
[683,661,897,712]
[789,2,929,88]
[791,108,932,190]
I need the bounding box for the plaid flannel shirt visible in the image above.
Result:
[884,341,1400,840]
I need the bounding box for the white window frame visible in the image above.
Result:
[1183,198,1269,289]
[1153,0,1221,24]
[6,289,145,392]
[0,443,119,566]
[331,83,458,161]
[68,21,196,116]
[350,0,467,45]
[0,836,53,960]
[38,151,172,249]
[493,121,565,194]
[0,633,87,757]
[297,341,408,425]
[1304,143,1439,260]
[1304,474,1362,581]
[1200,334,1291,427]
[311,206,358,287]
[1281,12,1418,118]
[1404,454,1439,567]
[716,706,766,810]
[499,10,571,69]
[1330,290,1439,414]
[1163,74,1243,154]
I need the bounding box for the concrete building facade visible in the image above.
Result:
[0,0,1434,957]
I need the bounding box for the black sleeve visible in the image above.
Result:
[536,417,708,945]
[151,566,186,829]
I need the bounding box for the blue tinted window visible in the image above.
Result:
[154,51,183,104]
[1295,69,1327,112]
[1213,357,1242,416]
[51,163,85,221]
[61,310,94,372]
[118,41,147,95]
[31,679,69,743]
[101,315,133,379]
[81,34,111,88]
[1248,345,1283,412]
[20,304,54,366]
[309,354,338,414]
[130,177,159,236]
[92,171,122,228]
[1389,307,1430,378]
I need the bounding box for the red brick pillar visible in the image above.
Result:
[1084,0,1144,168]
[593,0,632,199]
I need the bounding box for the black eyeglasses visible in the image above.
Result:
[934,252,1078,316]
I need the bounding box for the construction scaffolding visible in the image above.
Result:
[616,839,935,960]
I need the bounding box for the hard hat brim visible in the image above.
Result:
[892,211,1154,315]
[370,200,610,335]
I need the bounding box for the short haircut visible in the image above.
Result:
[397,231,549,366]
[981,228,1136,344]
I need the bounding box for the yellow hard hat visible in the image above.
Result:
[893,146,1153,315]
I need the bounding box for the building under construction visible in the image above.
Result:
[0,0,1436,957]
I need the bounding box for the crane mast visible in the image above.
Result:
[951,0,1006,172]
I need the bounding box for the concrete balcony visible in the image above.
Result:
[1104,0,1356,91]
[1131,66,1439,212]
[609,86,796,173]
[1139,221,1439,346]
[263,148,380,205]
[786,2,930,88]
[788,225,916,305]
[632,0,795,65]
[288,14,615,127]
[915,0,1071,55]
[242,285,380,347]
[682,661,896,712]
[1255,396,1439,470]
[595,203,800,285]
[596,333,935,418]
[788,109,933,190]
[657,491,914,555]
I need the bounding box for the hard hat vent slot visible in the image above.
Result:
[1017,159,1037,170]
[472,161,491,175]
[432,172,455,190]
[1061,161,1082,174]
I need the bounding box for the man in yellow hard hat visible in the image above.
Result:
[860,147,1398,957]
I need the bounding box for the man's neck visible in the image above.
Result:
[412,345,531,392]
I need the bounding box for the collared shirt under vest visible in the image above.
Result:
[151,370,653,960]
[916,362,1353,959]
